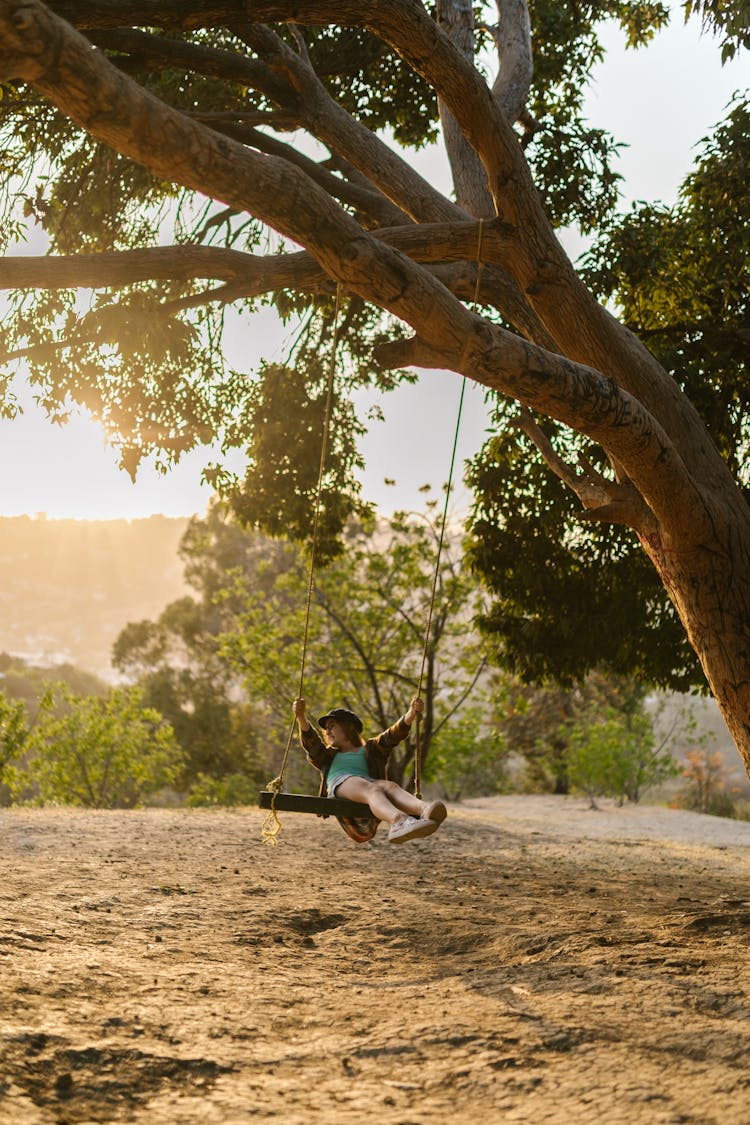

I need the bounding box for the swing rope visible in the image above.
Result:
[262,216,485,832]
[413,218,485,798]
[261,283,343,846]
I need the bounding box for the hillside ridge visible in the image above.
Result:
[0,515,190,677]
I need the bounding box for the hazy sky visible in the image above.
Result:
[0,11,745,521]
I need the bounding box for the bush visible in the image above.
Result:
[671,748,745,818]
[425,709,509,801]
[186,771,260,807]
[565,707,679,808]
[10,684,182,808]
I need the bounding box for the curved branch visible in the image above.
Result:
[436,0,495,218]
[430,657,487,739]
[87,26,293,105]
[312,585,387,720]
[516,407,657,533]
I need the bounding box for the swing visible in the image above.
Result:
[259,222,485,845]
[258,791,373,817]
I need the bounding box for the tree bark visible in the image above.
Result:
[436,0,496,218]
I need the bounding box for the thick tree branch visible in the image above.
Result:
[0,222,554,344]
[374,326,709,537]
[436,0,495,218]
[0,245,261,288]
[0,221,518,286]
[211,123,408,227]
[232,21,463,226]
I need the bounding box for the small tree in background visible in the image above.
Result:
[673,748,739,818]
[0,692,27,800]
[10,684,182,808]
[496,673,650,795]
[221,502,489,788]
[565,707,679,809]
[424,704,509,802]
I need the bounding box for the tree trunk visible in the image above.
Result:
[638,501,750,775]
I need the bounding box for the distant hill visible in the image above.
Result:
[0,515,189,678]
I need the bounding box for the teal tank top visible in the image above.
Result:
[326,747,370,793]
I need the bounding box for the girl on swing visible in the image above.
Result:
[293,696,447,843]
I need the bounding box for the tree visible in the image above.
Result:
[565,706,679,808]
[113,594,268,790]
[112,505,307,792]
[497,671,663,794]
[219,502,489,786]
[10,683,182,807]
[0,2,749,769]
[0,690,27,792]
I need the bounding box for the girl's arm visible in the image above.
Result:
[404,697,425,725]
[294,697,330,769]
[370,697,425,753]
[293,696,312,732]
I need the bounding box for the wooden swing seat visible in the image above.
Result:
[258,790,373,818]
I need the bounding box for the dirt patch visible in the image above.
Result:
[1,798,750,1123]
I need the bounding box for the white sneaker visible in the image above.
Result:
[388,816,438,844]
[422,800,447,826]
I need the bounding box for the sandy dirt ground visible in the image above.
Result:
[2,796,750,1124]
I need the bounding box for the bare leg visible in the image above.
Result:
[379,782,425,818]
[375,780,445,823]
[335,777,419,824]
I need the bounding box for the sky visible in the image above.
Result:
[0,9,745,522]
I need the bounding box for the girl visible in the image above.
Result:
[293,697,447,843]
